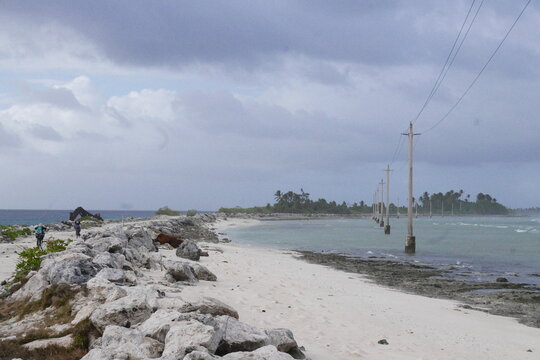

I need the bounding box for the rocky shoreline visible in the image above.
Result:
[297,251,540,328]
[0,215,308,360]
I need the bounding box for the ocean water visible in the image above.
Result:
[0,209,156,226]
[225,216,540,287]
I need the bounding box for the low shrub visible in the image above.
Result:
[13,239,71,283]
[186,209,198,217]
[0,225,32,241]
[156,206,181,216]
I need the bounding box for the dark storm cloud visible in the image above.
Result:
[4,0,535,74]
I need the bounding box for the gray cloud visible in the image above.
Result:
[28,124,64,141]
[3,0,538,77]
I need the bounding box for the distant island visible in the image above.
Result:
[219,189,509,215]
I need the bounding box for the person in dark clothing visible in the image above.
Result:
[74,220,81,238]
[34,224,47,249]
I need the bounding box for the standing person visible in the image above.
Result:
[34,224,47,249]
[74,220,81,238]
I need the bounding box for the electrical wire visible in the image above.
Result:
[422,0,532,134]
[412,0,478,125]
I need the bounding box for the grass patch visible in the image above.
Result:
[72,318,99,350]
[186,209,198,217]
[0,341,87,360]
[0,225,32,241]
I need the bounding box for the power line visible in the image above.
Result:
[411,0,478,124]
[415,0,486,126]
[422,0,532,134]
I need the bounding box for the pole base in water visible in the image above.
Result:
[384,224,390,234]
[405,236,416,253]
[379,220,384,227]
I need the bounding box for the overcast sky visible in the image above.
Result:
[0,0,539,210]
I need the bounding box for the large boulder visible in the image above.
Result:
[94,268,137,285]
[10,271,48,301]
[176,241,202,261]
[125,285,163,311]
[162,320,223,359]
[41,252,101,285]
[126,227,158,252]
[165,261,197,283]
[138,309,184,343]
[213,316,269,355]
[86,236,127,254]
[80,349,112,360]
[90,296,153,333]
[264,329,297,353]
[96,325,163,359]
[183,351,220,359]
[181,298,239,319]
[93,252,125,269]
[190,263,217,281]
[222,345,295,360]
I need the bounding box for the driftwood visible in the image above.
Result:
[155,233,183,248]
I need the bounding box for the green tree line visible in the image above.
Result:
[219,189,509,215]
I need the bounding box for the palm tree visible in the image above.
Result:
[274,190,282,203]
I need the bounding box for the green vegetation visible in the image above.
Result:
[219,189,510,216]
[186,209,198,217]
[417,190,509,215]
[76,215,102,222]
[0,225,32,241]
[156,206,181,216]
[13,239,71,283]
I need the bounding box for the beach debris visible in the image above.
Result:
[155,233,184,248]
[496,277,509,283]
[378,339,389,345]
[176,240,203,261]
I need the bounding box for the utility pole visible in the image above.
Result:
[375,189,380,223]
[402,122,420,254]
[397,197,400,219]
[379,179,385,227]
[442,200,444,217]
[384,165,391,234]
[415,201,418,218]
[429,198,432,218]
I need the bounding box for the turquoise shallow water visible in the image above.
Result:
[224,216,540,286]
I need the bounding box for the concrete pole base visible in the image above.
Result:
[384,225,390,234]
[379,220,384,227]
[405,236,416,253]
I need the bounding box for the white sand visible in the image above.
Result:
[2,220,539,359]
[176,220,540,360]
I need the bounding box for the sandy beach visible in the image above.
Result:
[1,218,539,359]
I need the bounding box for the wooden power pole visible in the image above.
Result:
[384,165,391,234]
[402,122,420,253]
[379,179,385,227]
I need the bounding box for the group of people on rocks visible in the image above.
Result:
[34,220,81,249]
